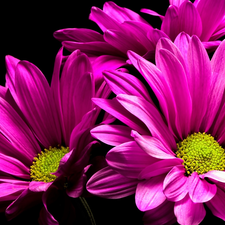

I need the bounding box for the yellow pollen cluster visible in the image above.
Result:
[30,146,69,182]
[176,132,225,175]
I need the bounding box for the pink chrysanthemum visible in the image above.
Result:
[0,48,111,224]
[54,1,225,62]
[87,35,225,225]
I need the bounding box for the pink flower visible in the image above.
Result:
[87,35,225,224]
[1,48,110,224]
[54,1,225,62]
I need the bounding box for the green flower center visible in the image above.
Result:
[30,146,69,182]
[176,132,225,176]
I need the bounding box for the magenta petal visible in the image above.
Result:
[200,170,225,183]
[131,131,175,159]
[188,172,217,203]
[143,200,176,225]
[140,8,164,20]
[38,207,59,225]
[174,195,206,225]
[103,70,152,102]
[91,124,133,146]
[161,5,179,41]
[139,158,183,180]
[197,0,225,41]
[135,175,166,211]
[188,36,211,132]
[178,1,202,37]
[163,165,189,201]
[147,29,169,46]
[106,141,157,179]
[117,94,176,149]
[86,166,138,199]
[15,61,61,148]
[29,181,52,192]
[169,0,189,7]
[206,187,225,221]
[92,97,149,135]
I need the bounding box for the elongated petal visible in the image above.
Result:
[161,5,179,41]
[92,97,149,135]
[103,70,152,102]
[140,8,164,20]
[163,165,189,201]
[0,98,41,164]
[143,200,176,225]
[206,187,225,221]
[174,195,206,225]
[91,124,133,146]
[188,172,217,203]
[29,181,52,192]
[38,207,59,225]
[117,94,176,149]
[135,175,166,211]
[106,141,157,179]
[53,28,104,42]
[197,0,225,41]
[15,61,61,148]
[147,29,169,46]
[86,166,138,199]
[139,158,183,179]
[157,48,192,139]
[178,1,202,37]
[131,131,175,159]
[188,36,211,132]
[200,170,225,183]
[169,0,188,7]
[202,40,225,132]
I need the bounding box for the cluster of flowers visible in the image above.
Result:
[2,0,225,224]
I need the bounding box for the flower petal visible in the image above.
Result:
[188,172,217,203]
[106,141,157,179]
[206,187,225,221]
[117,94,176,149]
[169,0,188,7]
[140,8,164,20]
[163,165,189,201]
[200,170,225,183]
[15,60,61,148]
[86,166,138,199]
[174,195,206,225]
[29,181,52,192]
[91,124,133,146]
[135,175,166,211]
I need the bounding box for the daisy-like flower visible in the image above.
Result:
[87,34,225,225]
[1,47,111,224]
[54,1,225,62]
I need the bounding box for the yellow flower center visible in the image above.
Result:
[30,146,69,182]
[176,132,225,175]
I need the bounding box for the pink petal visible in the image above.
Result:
[206,187,225,221]
[188,172,217,203]
[0,98,41,164]
[156,48,192,139]
[29,181,52,192]
[174,195,206,225]
[140,8,164,20]
[178,1,202,37]
[147,29,169,46]
[117,94,176,149]
[103,70,152,102]
[106,141,157,179]
[169,0,188,7]
[200,170,225,183]
[161,5,179,41]
[197,0,225,41]
[15,61,61,148]
[143,200,176,225]
[92,97,149,135]
[203,40,221,52]
[135,175,166,211]
[38,207,59,225]
[163,165,189,201]
[53,28,104,42]
[187,35,211,132]
[86,166,138,199]
[91,124,133,146]
[139,158,183,180]
[131,131,175,159]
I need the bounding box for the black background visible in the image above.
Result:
[1,1,225,224]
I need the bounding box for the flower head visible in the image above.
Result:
[87,35,225,224]
[1,47,109,223]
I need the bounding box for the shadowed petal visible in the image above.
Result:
[29,181,52,192]
[86,166,138,199]
[135,175,166,211]
[200,170,225,183]
[188,172,217,203]
[106,141,157,179]
[140,8,164,20]
[91,124,133,146]
[174,195,206,225]
[147,29,169,46]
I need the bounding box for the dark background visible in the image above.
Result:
[1,1,225,224]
